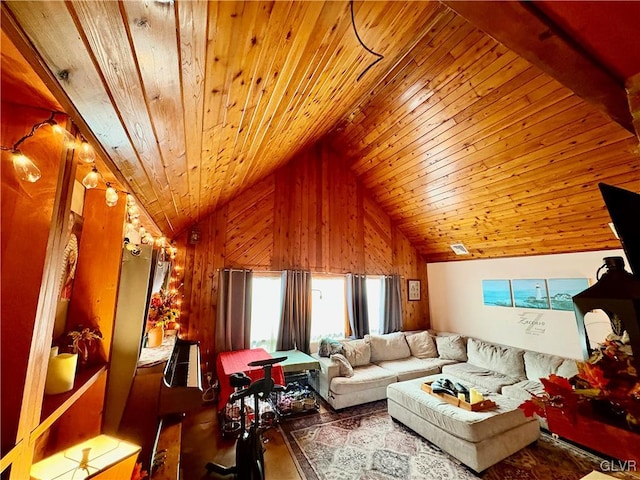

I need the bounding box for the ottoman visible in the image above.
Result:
[387,374,540,472]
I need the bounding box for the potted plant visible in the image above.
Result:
[67,325,103,368]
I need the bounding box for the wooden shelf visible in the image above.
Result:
[34,365,107,440]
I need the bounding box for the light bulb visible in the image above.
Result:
[105,186,118,207]
[78,141,96,164]
[51,124,76,147]
[12,150,41,183]
[82,167,99,189]
[126,194,135,206]
[127,205,140,217]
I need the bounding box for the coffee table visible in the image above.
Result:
[387,374,540,472]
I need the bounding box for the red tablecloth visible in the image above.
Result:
[216,348,285,411]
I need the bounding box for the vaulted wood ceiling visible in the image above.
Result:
[2,1,639,262]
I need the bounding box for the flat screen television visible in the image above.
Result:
[599,183,640,277]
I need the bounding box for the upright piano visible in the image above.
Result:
[118,338,202,475]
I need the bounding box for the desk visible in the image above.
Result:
[272,349,320,374]
[216,348,285,411]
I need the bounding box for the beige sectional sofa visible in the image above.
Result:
[310,330,579,417]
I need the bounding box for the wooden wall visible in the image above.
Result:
[178,143,429,372]
[0,103,64,456]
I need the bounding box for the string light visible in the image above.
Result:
[12,150,41,182]
[3,111,172,267]
[105,184,118,207]
[77,139,96,164]
[1,111,75,183]
[82,166,99,189]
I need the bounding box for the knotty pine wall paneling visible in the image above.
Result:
[1,103,66,460]
[180,142,429,372]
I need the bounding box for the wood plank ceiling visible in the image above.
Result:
[2,1,639,262]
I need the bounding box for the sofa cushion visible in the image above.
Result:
[523,351,563,381]
[467,338,525,380]
[366,332,411,362]
[318,337,344,357]
[330,353,354,377]
[330,364,397,395]
[340,339,371,367]
[435,335,467,362]
[441,363,518,393]
[523,351,579,382]
[557,358,579,379]
[375,357,442,382]
[405,331,438,359]
[501,380,546,402]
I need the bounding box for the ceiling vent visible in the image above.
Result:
[450,243,469,255]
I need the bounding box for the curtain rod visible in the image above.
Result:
[215,267,406,278]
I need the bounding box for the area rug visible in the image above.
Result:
[279,400,640,480]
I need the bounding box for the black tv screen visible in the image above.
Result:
[599,183,640,277]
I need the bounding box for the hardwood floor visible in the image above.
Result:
[177,403,302,480]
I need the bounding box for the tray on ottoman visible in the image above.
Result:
[421,381,496,412]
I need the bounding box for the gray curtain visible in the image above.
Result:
[381,274,403,334]
[215,269,253,352]
[276,270,312,353]
[347,273,369,339]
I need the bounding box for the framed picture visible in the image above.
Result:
[512,279,550,309]
[548,278,590,311]
[482,279,513,307]
[407,279,421,301]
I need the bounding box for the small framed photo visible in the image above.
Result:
[407,279,421,301]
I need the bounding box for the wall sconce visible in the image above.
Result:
[189,226,201,244]
[573,256,640,372]
[30,434,140,479]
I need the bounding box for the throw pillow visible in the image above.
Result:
[341,339,371,366]
[366,332,411,362]
[318,337,344,357]
[405,331,438,359]
[435,335,467,362]
[523,351,564,382]
[330,353,354,377]
[467,338,525,379]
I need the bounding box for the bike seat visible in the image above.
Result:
[230,372,252,388]
[247,356,287,368]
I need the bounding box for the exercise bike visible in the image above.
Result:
[206,356,287,480]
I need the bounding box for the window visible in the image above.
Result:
[250,274,282,352]
[249,272,383,352]
[310,276,347,342]
[366,276,383,335]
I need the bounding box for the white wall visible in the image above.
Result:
[427,249,627,359]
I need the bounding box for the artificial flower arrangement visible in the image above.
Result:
[519,336,640,432]
[146,288,180,331]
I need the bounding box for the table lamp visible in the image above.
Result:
[30,435,140,480]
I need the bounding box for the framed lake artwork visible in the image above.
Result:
[547,278,590,311]
[512,279,550,309]
[482,280,513,307]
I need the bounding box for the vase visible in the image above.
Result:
[147,326,164,348]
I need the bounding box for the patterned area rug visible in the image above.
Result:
[279,400,640,480]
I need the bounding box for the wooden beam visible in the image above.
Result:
[440,0,634,133]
